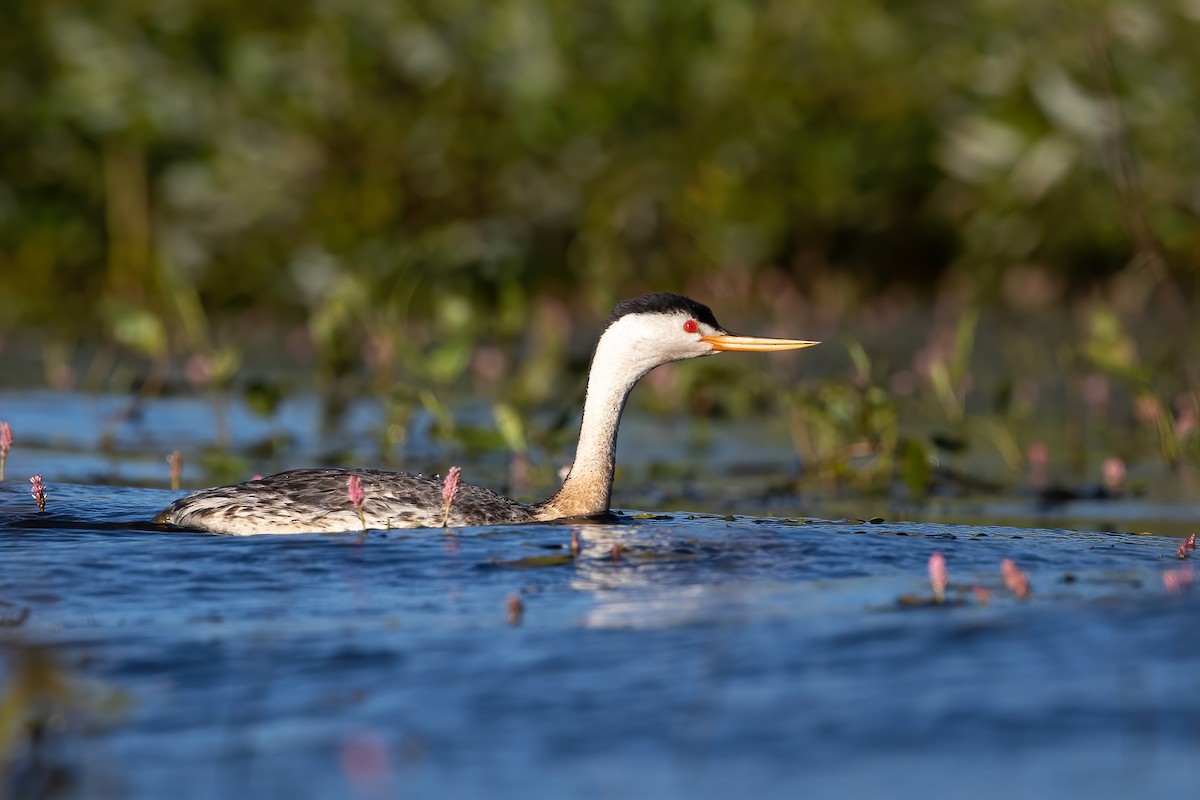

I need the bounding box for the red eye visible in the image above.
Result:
[683,319,698,333]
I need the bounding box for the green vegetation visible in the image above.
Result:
[0,0,1197,493]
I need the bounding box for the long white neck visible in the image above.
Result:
[537,318,670,519]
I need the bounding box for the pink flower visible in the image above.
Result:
[29,474,46,513]
[338,731,394,796]
[167,450,182,491]
[1179,540,1189,560]
[1101,457,1125,493]
[1163,565,1194,594]
[1027,442,1049,488]
[1188,533,1197,551]
[347,475,366,533]
[505,593,524,625]
[441,466,461,527]
[347,475,365,507]
[1176,404,1197,441]
[1001,558,1030,599]
[928,552,948,602]
[0,421,11,481]
[442,466,461,508]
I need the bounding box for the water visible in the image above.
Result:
[2,390,1199,798]
[2,479,1198,799]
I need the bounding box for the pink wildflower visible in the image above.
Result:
[338,731,394,797]
[0,421,12,481]
[1176,404,1197,441]
[347,475,365,507]
[29,474,46,513]
[1001,558,1030,599]
[1027,442,1049,488]
[167,450,182,491]
[1163,565,1194,594]
[441,466,461,528]
[506,593,524,625]
[347,475,367,533]
[1101,457,1125,493]
[928,552,948,602]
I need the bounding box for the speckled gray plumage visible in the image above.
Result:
[155,468,539,535]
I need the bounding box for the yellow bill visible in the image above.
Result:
[701,335,820,352]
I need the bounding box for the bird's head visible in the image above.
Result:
[600,292,819,376]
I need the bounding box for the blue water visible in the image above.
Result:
[2,478,1198,799]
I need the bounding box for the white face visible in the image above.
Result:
[596,311,724,382]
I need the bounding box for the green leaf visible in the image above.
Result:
[103,303,166,357]
[493,402,527,454]
[899,438,932,499]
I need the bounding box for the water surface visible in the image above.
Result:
[2,479,1197,799]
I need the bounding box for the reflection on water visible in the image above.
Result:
[1,481,1198,799]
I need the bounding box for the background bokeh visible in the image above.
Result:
[0,0,1197,496]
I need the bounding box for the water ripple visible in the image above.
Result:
[1,481,1197,799]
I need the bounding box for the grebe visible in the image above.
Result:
[154,293,817,534]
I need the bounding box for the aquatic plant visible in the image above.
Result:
[1026,442,1049,490]
[1078,303,1200,469]
[0,422,11,481]
[928,552,948,603]
[347,475,366,534]
[505,593,524,626]
[1001,559,1030,599]
[441,466,461,528]
[167,450,182,491]
[28,475,46,513]
[338,732,394,798]
[788,344,905,496]
[1162,566,1194,594]
[920,308,978,428]
[1101,457,1125,494]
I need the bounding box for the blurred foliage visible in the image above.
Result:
[2,0,1199,362]
[0,0,1198,495]
[785,295,1200,500]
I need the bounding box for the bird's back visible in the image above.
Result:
[155,468,535,535]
